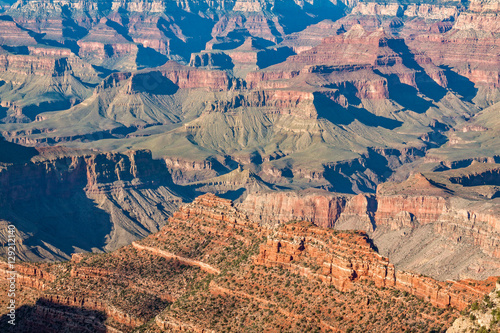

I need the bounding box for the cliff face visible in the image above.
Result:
[448,281,500,332]
[408,31,500,89]
[351,3,460,20]
[158,61,234,90]
[205,89,317,118]
[0,149,185,261]
[454,0,500,32]
[401,0,500,90]
[0,54,72,76]
[375,171,500,263]
[245,23,447,105]
[240,190,350,228]
[240,169,500,280]
[0,149,170,202]
[254,221,397,292]
[255,220,495,310]
[1,194,495,333]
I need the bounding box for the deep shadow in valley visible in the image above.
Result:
[441,65,478,101]
[0,138,38,163]
[381,73,435,113]
[387,39,448,102]
[0,299,108,333]
[0,192,113,260]
[313,92,403,130]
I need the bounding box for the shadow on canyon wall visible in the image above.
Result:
[0,299,108,333]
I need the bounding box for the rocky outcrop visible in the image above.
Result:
[451,12,500,32]
[404,4,461,20]
[167,193,256,234]
[0,19,38,46]
[0,262,55,290]
[127,15,171,55]
[254,221,396,291]
[0,148,185,261]
[375,173,500,259]
[246,24,447,102]
[78,40,138,60]
[394,274,497,310]
[351,3,460,20]
[210,13,282,43]
[77,18,139,60]
[0,54,73,76]
[91,62,235,95]
[158,61,234,90]
[164,157,220,184]
[0,149,170,202]
[408,24,500,89]
[448,281,500,332]
[1,193,497,332]
[240,190,350,227]
[375,195,447,227]
[26,301,108,333]
[351,3,404,17]
[189,51,234,69]
[240,170,500,279]
[205,89,317,118]
[40,294,144,327]
[149,194,497,311]
[255,220,495,310]
[454,0,500,33]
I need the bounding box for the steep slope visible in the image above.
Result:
[0,194,496,332]
[0,146,186,261]
[239,164,500,281]
[0,63,234,144]
[448,281,500,333]
[425,100,500,163]
[0,49,99,122]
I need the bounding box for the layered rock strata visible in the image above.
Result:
[2,193,495,332]
[0,148,184,261]
[240,168,500,280]
[255,220,496,309]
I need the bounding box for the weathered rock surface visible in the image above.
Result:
[255,220,496,310]
[0,0,499,331]
[1,193,496,332]
[0,148,185,261]
[240,189,350,227]
[240,167,500,280]
[447,281,500,332]
[351,2,461,20]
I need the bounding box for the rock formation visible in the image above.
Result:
[447,280,500,332]
[1,193,496,332]
[0,1,498,330]
[0,147,185,261]
[240,166,500,281]
[240,189,350,227]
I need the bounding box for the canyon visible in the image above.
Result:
[239,166,500,281]
[1,193,497,332]
[0,145,186,261]
[0,0,499,331]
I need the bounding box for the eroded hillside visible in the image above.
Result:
[0,0,497,194]
[0,194,497,332]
